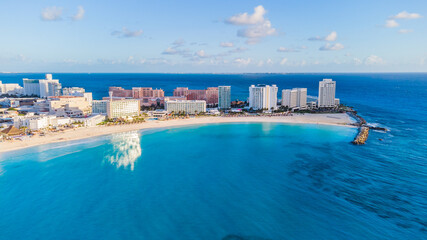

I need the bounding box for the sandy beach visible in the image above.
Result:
[0,113,355,153]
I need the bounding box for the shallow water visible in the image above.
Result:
[0,123,425,240]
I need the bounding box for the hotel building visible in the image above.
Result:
[48,96,92,118]
[106,99,140,119]
[282,88,307,109]
[23,74,62,98]
[165,99,206,114]
[92,100,108,114]
[132,87,164,98]
[218,86,231,109]
[173,87,218,105]
[62,87,93,105]
[0,81,24,95]
[249,84,278,110]
[318,79,336,108]
[109,86,164,99]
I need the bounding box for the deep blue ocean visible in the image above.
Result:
[0,73,426,240]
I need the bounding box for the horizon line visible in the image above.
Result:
[1,72,427,74]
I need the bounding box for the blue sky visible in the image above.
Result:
[0,0,426,73]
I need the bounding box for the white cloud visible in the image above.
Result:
[365,55,384,65]
[111,27,143,38]
[308,31,337,41]
[220,42,234,47]
[237,20,276,44]
[73,6,85,20]
[277,47,299,52]
[319,43,344,51]
[234,58,252,65]
[226,5,266,25]
[195,50,209,58]
[41,6,63,21]
[325,31,337,41]
[391,11,422,19]
[353,58,362,65]
[266,58,273,64]
[398,29,413,34]
[280,58,288,65]
[227,5,276,44]
[385,19,399,28]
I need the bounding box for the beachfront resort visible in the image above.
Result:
[0,75,362,151]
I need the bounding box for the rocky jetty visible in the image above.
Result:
[352,126,370,145]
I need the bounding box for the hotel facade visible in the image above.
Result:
[165,100,206,114]
[282,88,307,109]
[23,74,62,98]
[0,81,24,95]
[249,84,278,110]
[48,96,92,118]
[318,79,336,108]
[106,99,140,118]
[173,87,218,105]
[218,86,231,109]
[109,86,165,99]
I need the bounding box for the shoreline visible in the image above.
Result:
[0,113,356,154]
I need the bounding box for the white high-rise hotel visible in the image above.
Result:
[23,74,62,98]
[282,88,307,109]
[318,79,336,108]
[218,86,231,109]
[249,84,278,110]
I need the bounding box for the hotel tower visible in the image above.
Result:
[249,84,278,110]
[318,79,336,108]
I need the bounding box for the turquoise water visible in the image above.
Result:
[1,73,426,239]
[0,123,424,239]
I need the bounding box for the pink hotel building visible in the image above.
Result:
[109,87,165,98]
[173,87,218,105]
[108,87,185,107]
[108,86,219,107]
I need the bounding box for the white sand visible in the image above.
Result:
[0,113,355,153]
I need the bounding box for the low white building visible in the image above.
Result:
[75,114,106,127]
[106,99,140,119]
[0,81,24,95]
[335,98,340,106]
[165,100,206,114]
[307,101,317,110]
[147,110,168,119]
[13,115,71,130]
[49,96,92,117]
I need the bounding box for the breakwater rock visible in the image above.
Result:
[352,126,370,145]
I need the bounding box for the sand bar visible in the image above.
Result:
[0,113,356,153]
